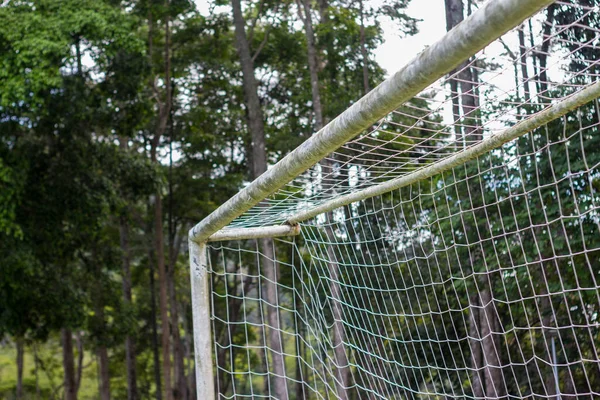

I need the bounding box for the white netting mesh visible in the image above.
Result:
[227,0,600,229]
[201,1,600,399]
[209,110,600,398]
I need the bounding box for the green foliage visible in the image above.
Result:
[0,0,144,110]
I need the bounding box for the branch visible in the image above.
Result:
[251,26,271,63]
[295,0,306,24]
[251,2,280,63]
[247,0,265,43]
[498,36,517,60]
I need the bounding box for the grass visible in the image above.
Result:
[0,337,101,400]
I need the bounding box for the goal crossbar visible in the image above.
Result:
[201,80,600,241]
[189,0,555,244]
[287,80,600,224]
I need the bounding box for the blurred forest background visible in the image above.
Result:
[1,0,599,399]
[0,0,417,398]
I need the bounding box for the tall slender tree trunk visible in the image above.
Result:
[231,1,288,398]
[518,25,531,102]
[75,332,84,394]
[120,215,138,400]
[294,298,306,400]
[62,328,77,400]
[299,0,324,130]
[97,342,111,400]
[182,303,194,399]
[444,0,464,146]
[119,135,137,400]
[149,244,163,400]
[537,4,556,101]
[168,124,186,400]
[16,337,24,400]
[147,13,163,400]
[445,0,481,142]
[153,193,171,400]
[169,264,186,400]
[537,262,558,400]
[89,248,110,400]
[94,278,111,400]
[445,2,503,398]
[148,4,173,399]
[468,295,485,398]
[480,282,505,398]
[298,1,349,397]
[259,238,288,398]
[358,0,370,94]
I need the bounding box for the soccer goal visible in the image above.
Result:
[189,0,600,398]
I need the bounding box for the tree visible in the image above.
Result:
[230,0,289,398]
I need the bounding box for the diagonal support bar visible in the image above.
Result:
[189,0,555,243]
[207,224,300,242]
[287,81,600,224]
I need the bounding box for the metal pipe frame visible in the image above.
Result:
[288,81,600,224]
[189,0,555,244]
[207,224,301,242]
[188,2,564,399]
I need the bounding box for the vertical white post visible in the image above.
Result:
[189,240,215,400]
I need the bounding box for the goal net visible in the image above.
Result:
[191,1,600,398]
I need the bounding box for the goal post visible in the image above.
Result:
[189,0,600,398]
[188,0,555,244]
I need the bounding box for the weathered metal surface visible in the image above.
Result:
[189,0,554,243]
[189,241,215,400]
[207,224,300,242]
[288,81,600,224]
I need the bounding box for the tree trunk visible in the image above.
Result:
[299,1,349,397]
[231,1,288,398]
[149,246,163,400]
[538,4,556,101]
[358,0,370,94]
[120,215,138,400]
[97,346,111,400]
[16,337,24,399]
[446,3,500,397]
[325,225,350,400]
[94,311,110,400]
[468,295,485,399]
[295,298,306,400]
[528,20,541,96]
[539,273,558,400]
[299,0,324,130]
[169,266,186,400]
[182,304,194,400]
[259,237,289,399]
[148,5,173,398]
[146,16,164,399]
[154,194,172,400]
[168,145,186,400]
[518,25,531,102]
[62,328,77,400]
[444,0,481,143]
[445,0,464,146]
[92,251,111,400]
[480,285,506,398]
[231,0,268,181]
[75,332,84,394]
[167,50,186,400]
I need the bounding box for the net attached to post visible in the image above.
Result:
[200,1,600,398]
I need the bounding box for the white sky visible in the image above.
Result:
[373,0,447,76]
